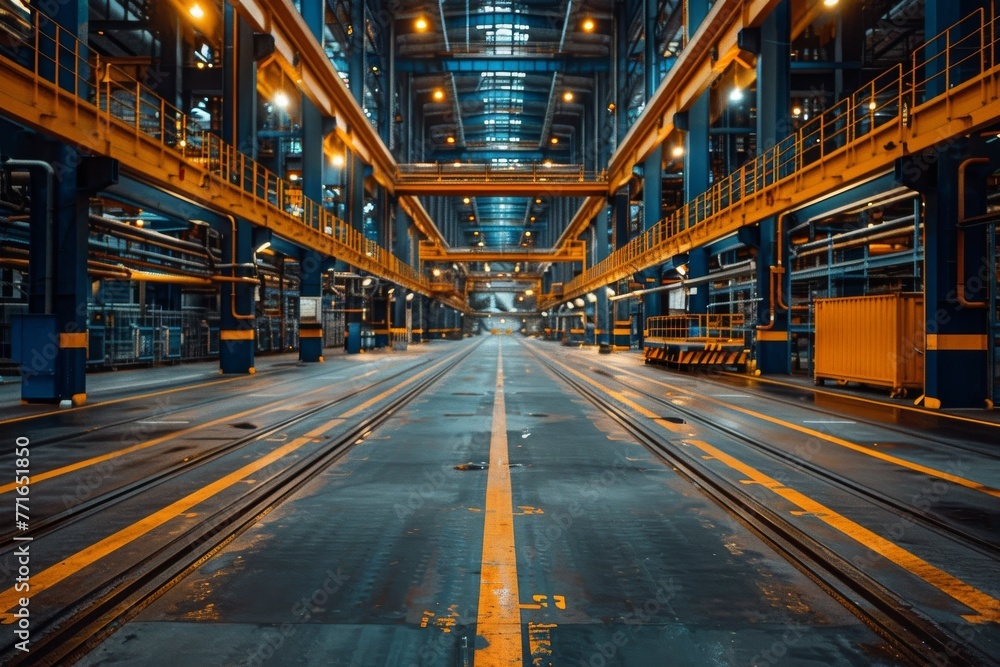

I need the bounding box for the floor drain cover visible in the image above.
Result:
[454,462,489,471]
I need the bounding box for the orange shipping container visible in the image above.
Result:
[814,293,924,397]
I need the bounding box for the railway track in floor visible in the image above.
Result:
[0,350,461,547]
[587,361,1000,560]
[0,340,482,666]
[527,343,997,667]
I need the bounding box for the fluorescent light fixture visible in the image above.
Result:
[255,240,271,253]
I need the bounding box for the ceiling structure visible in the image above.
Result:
[393,0,612,254]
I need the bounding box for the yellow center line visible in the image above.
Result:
[643,377,1000,498]
[476,342,523,664]
[684,439,1000,624]
[0,374,250,426]
[0,369,382,496]
[0,416,339,621]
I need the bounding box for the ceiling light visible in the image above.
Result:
[433,88,445,101]
[196,61,205,69]
[823,0,838,6]
[729,88,744,103]
[415,17,429,31]
[868,100,877,111]
[574,297,585,307]
[361,277,373,287]
[605,287,616,297]
[550,137,559,144]
[477,240,484,246]
[586,292,597,303]
[453,161,462,167]
[189,4,205,19]
[484,263,491,272]
[535,198,542,204]
[792,105,802,117]
[566,302,574,309]
[542,160,553,167]
[446,136,455,144]
[530,216,536,222]
[405,292,415,301]
[463,197,471,204]
[582,18,596,32]
[524,231,531,237]
[432,268,442,277]
[273,91,290,109]
[468,215,475,221]
[672,146,684,158]
[562,91,574,102]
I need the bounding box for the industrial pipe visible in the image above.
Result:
[3,159,54,314]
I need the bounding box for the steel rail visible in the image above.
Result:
[526,343,995,667]
[1,340,484,665]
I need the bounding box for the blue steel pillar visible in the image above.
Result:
[641,0,663,320]
[219,219,256,373]
[594,207,611,345]
[898,140,994,408]
[688,247,710,314]
[299,250,325,362]
[393,199,411,342]
[298,0,328,362]
[9,140,91,405]
[218,7,257,374]
[753,0,792,374]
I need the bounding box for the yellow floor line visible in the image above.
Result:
[648,379,1000,498]
[543,355,686,433]
[718,372,1000,429]
[0,374,250,426]
[475,342,523,664]
[0,369,382,497]
[0,348,461,623]
[0,416,339,622]
[684,438,1000,624]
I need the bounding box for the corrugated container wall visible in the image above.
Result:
[813,293,925,396]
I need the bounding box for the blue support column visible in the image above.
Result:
[595,207,611,345]
[898,140,995,408]
[219,219,256,374]
[753,0,792,375]
[298,0,327,363]
[9,140,90,405]
[688,247,709,314]
[215,5,258,373]
[299,250,325,362]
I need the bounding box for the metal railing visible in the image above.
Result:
[565,8,1000,298]
[397,162,603,183]
[1,7,425,291]
[646,314,746,341]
